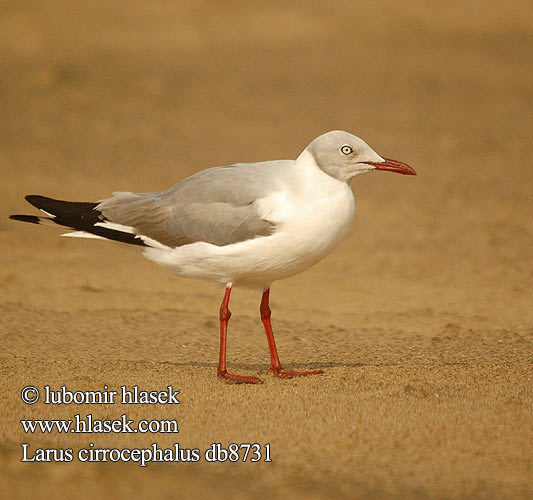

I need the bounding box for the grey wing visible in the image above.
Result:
[97,161,292,247]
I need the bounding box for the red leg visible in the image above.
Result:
[217,286,260,384]
[260,288,323,378]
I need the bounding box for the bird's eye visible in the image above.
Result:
[340,145,353,155]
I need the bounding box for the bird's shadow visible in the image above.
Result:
[117,359,371,370]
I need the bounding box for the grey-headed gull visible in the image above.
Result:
[10,130,416,383]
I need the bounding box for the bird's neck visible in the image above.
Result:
[294,150,351,196]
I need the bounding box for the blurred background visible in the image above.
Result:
[1,1,532,499]
[2,0,532,321]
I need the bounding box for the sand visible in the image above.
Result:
[1,1,532,498]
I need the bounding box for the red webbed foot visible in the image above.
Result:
[269,367,324,379]
[218,371,262,384]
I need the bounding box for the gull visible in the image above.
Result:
[10,130,416,383]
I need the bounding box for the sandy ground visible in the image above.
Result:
[1,1,532,498]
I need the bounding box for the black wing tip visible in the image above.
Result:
[9,214,42,224]
[25,194,98,207]
[13,194,150,248]
[25,194,49,206]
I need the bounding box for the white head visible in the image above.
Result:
[302,130,416,182]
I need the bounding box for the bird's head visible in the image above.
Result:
[303,130,416,182]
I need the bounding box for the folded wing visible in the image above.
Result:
[11,162,288,248]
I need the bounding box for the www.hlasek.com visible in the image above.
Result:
[19,385,271,466]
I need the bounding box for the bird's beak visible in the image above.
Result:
[364,157,417,176]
